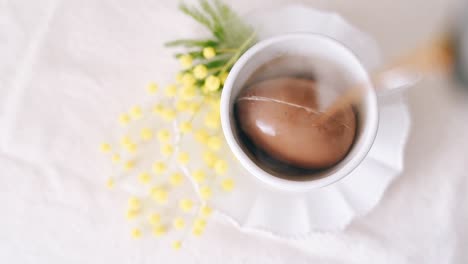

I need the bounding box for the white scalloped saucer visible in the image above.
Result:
[209,5,411,237]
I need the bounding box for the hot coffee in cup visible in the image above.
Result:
[221,33,379,191]
[235,55,357,178]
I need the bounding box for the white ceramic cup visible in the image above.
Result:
[221,33,379,192]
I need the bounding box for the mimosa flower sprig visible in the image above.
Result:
[100,0,255,251]
[166,0,257,94]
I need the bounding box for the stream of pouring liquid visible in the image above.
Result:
[316,35,455,124]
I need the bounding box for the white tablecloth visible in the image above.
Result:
[1,0,467,263]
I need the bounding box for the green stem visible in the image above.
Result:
[220,32,256,74]
[207,66,224,73]
[217,48,237,53]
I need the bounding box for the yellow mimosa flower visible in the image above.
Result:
[131,228,142,239]
[193,64,208,79]
[129,106,143,119]
[138,172,152,184]
[201,205,212,217]
[149,213,161,225]
[153,225,166,237]
[173,217,185,229]
[203,47,216,59]
[118,113,131,125]
[140,128,153,141]
[181,73,196,86]
[214,159,228,175]
[179,54,193,68]
[172,240,182,250]
[146,82,158,94]
[179,121,192,133]
[221,178,235,192]
[99,143,111,153]
[177,152,190,165]
[160,144,174,156]
[205,75,221,92]
[169,172,184,186]
[164,84,178,97]
[179,199,194,212]
[152,161,167,174]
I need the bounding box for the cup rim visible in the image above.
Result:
[220,33,379,192]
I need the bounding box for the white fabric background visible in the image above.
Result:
[1,0,467,263]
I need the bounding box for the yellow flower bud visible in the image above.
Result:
[181,73,196,86]
[194,218,207,229]
[152,161,166,174]
[173,217,185,229]
[180,86,197,100]
[204,112,220,129]
[179,121,192,133]
[203,47,216,59]
[146,82,158,94]
[207,136,222,151]
[120,135,132,147]
[106,178,114,189]
[124,143,137,153]
[152,104,165,115]
[160,144,174,156]
[172,240,182,250]
[126,209,140,220]
[192,169,206,183]
[141,128,153,141]
[176,100,189,111]
[150,187,168,203]
[157,129,171,143]
[195,129,209,143]
[192,227,204,237]
[214,159,228,175]
[193,64,208,79]
[201,205,212,217]
[99,143,111,153]
[123,160,135,171]
[179,199,194,212]
[164,84,178,97]
[118,114,131,125]
[169,172,184,186]
[177,152,190,165]
[200,186,212,200]
[221,178,235,192]
[111,154,121,163]
[179,54,193,68]
[162,108,177,121]
[153,225,166,237]
[138,172,152,184]
[205,75,221,92]
[149,213,161,225]
[128,196,141,210]
[131,228,142,239]
[202,151,217,168]
[129,106,143,119]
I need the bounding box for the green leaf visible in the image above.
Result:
[200,0,221,25]
[167,0,257,93]
[174,51,203,59]
[199,0,224,39]
[211,0,255,48]
[179,3,213,32]
[204,57,229,68]
[165,39,218,48]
